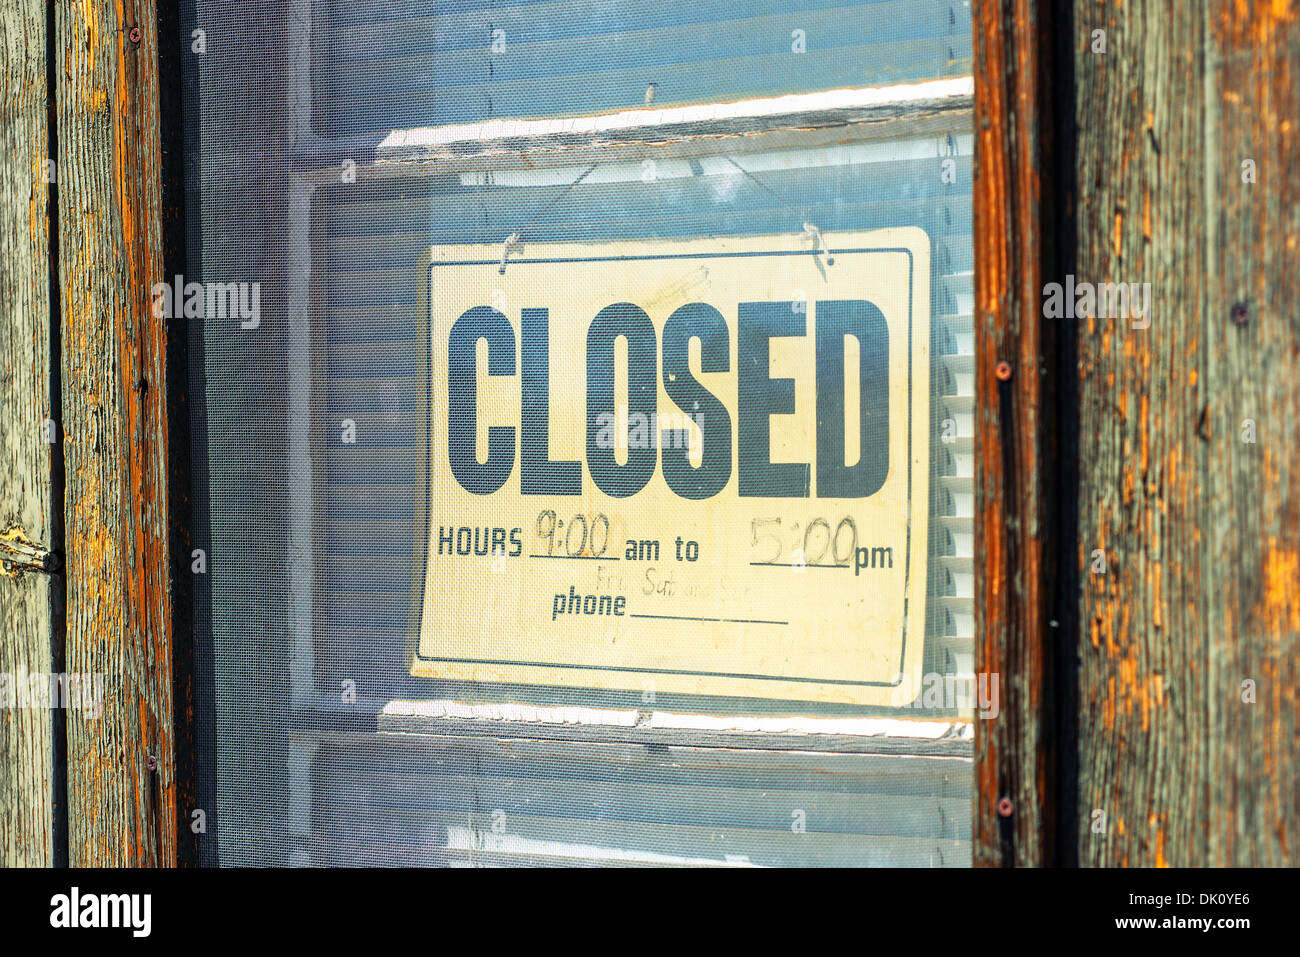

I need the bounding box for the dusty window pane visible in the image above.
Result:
[184,0,976,867]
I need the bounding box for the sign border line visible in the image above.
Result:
[416,244,918,690]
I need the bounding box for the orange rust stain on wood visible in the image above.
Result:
[1261,542,1300,632]
[1138,393,1149,476]
[1148,814,1169,867]
[1151,563,1162,630]
[1119,656,1139,723]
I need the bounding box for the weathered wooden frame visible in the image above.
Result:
[13,0,1294,871]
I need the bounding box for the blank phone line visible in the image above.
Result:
[630,613,787,626]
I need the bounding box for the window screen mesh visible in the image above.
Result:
[184,0,976,867]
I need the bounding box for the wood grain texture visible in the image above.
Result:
[1075,0,1300,867]
[0,0,56,867]
[971,0,1074,866]
[57,0,174,866]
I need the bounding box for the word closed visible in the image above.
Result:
[446,299,888,500]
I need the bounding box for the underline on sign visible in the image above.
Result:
[630,613,788,625]
[749,561,849,569]
[528,554,619,561]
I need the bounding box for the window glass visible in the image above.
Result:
[185,0,976,867]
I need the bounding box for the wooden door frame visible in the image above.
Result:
[8,0,1298,869]
[971,0,1078,867]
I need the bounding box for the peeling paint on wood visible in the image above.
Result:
[1075,0,1300,867]
[57,0,175,867]
[0,0,57,868]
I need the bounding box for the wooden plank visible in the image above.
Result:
[0,0,58,867]
[970,0,1075,866]
[56,0,175,866]
[1075,0,1300,866]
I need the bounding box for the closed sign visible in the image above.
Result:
[414,229,930,705]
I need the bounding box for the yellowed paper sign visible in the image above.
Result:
[414,229,929,705]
